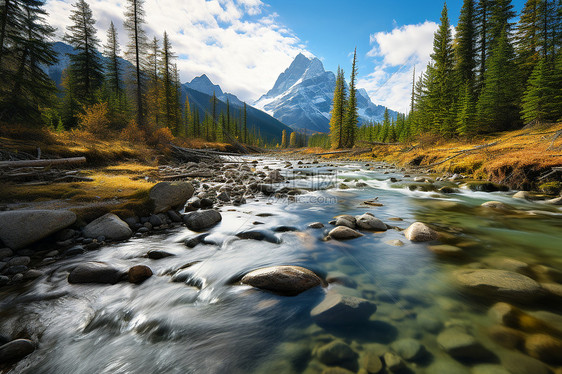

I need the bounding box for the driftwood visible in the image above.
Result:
[539,167,562,180]
[0,157,86,169]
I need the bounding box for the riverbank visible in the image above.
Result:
[303,122,562,193]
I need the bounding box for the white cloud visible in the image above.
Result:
[44,0,306,102]
[359,21,438,113]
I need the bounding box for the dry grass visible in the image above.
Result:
[312,123,562,190]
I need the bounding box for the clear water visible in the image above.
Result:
[2,157,562,373]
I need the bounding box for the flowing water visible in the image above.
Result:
[2,157,562,373]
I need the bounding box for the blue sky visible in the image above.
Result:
[45,0,527,112]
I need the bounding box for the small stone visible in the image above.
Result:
[329,226,363,240]
[68,262,125,284]
[147,250,175,259]
[488,325,525,349]
[481,201,511,210]
[241,265,323,296]
[383,352,405,372]
[0,276,9,286]
[385,240,404,247]
[217,191,230,202]
[500,351,552,374]
[311,290,376,325]
[391,338,426,362]
[65,245,84,257]
[149,214,163,227]
[335,216,356,228]
[404,222,438,242]
[472,364,511,374]
[308,222,324,229]
[316,340,358,371]
[82,213,132,241]
[11,273,23,282]
[525,333,562,364]
[5,265,27,275]
[428,244,463,257]
[183,210,222,231]
[0,339,35,363]
[8,256,30,266]
[512,191,531,200]
[0,248,13,259]
[128,265,153,284]
[360,350,383,373]
[437,328,494,361]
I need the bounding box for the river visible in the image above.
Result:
[2,156,562,373]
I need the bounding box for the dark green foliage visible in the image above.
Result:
[0,0,57,124]
[521,56,562,122]
[329,66,346,148]
[343,48,358,148]
[64,0,103,105]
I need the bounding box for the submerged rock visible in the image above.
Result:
[391,338,426,362]
[383,352,405,372]
[0,339,35,364]
[149,181,194,213]
[316,340,358,371]
[68,262,125,284]
[183,210,222,231]
[241,265,323,296]
[454,269,543,302]
[311,290,376,325]
[524,333,562,364]
[147,250,175,259]
[236,230,280,243]
[428,244,463,257]
[355,213,387,231]
[480,201,511,210]
[329,226,363,240]
[403,222,438,242]
[83,213,132,241]
[437,328,494,361]
[308,222,324,229]
[0,209,76,249]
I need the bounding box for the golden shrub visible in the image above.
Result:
[78,102,110,136]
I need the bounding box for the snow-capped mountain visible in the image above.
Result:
[254,53,398,133]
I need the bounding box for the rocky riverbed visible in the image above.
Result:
[0,155,561,373]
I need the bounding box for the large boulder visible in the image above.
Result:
[355,213,387,231]
[82,213,132,241]
[68,262,125,284]
[311,290,376,325]
[183,210,222,231]
[404,222,438,242]
[454,269,543,302]
[0,339,35,364]
[241,265,323,296]
[0,210,76,249]
[149,181,194,214]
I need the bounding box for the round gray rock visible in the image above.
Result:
[183,209,222,231]
[391,338,426,362]
[68,262,125,284]
[149,181,195,214]
[241,265,323,296]
[0,210,76,249]
[437,328,494,360]
[355,213,387,231]
[82,213,132,241]
[311,290,376,325]
[454,269,543,302]
[404,222,438,242]
[329,226,364,240]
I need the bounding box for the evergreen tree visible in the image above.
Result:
[489,0,516,47]
[476,28,519,130]
[146,37,160,127]
[521,56,562,123]
[343,48,358,148]
[124,0,148,128]
[64,0,103,105]
[475,0,492,89]
[159,31,176,133]
[289,131,296,147]
[184,95,192,136]
[429,3,456,135]
[456,0,477,84]
[457,80,478,135]
[103,22,122,96]
[516,0,542,84]
[0,0,57,123]
[329,66,346,148]
[243,102,248,143]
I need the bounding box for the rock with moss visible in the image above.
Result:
[538,181,561,195]
[149,181,195,213]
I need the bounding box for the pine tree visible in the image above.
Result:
[343,48,358,148]
[457,80,478,135]
[124,0,147,128]
[521,56,562,123]
[489,0,516,47]
[329,66,347,148]
[159,31,176,133]
[456,0,477,84]
[243,102,248,143]
[476,28,519,131]
[146,37,160,127]
[475,0,492,89]
[289,131,296,147]
[64,0,103,105]
[429,3,456,135]
[104,21,122,96]
[516,0,542,84]
[184,95,192,136]
[0,0,57,123]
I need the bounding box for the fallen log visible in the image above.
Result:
[0,157,86,169]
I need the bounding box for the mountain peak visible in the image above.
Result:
[187,74,223,97]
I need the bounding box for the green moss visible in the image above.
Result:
[539,181,562,195]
